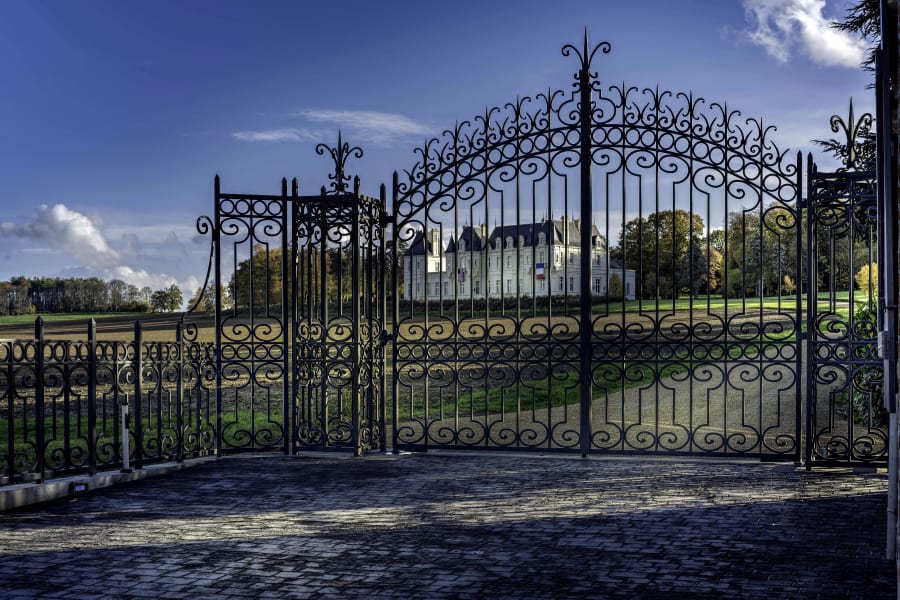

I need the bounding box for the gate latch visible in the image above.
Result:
[379,330,394,346]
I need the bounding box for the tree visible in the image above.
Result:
[677,241,708,297]
[108,279,127,312]
[833,0,879,73]
[188,282,232,314]
[230,245,284,310]
[855,262,879,298]
[613,209,705,299]
[150,285,183,313]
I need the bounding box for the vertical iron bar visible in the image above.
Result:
[379,183,388,452]
[805,154,816,468]
[319,186,329,444]
[214,175,223,457]
[291,178,300,454]
[391,172,401,453]
[578,39,593,458]
[35,317,45,481]
[4,338,14,480]
[352,180,362,456]
[88,319,97,475]
[281,177,291,455]
[133,320,144,469]
[793,150,803,464]
[176,322,184,463]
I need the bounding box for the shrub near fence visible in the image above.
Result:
[0,317,217,486]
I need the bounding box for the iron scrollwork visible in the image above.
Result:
[391,35,802,459]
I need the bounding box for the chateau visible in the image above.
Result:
[402,217,636,302]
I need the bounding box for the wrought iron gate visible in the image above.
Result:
[807,161,887,464]
[389,36,804,459]
[210,138,386,456]
[197,35,890,465]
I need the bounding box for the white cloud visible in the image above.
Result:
[231,127,322,142]
[2,203,121,270]
[738,0,867,67]
[293,109,434,146]
[1,203,188,295]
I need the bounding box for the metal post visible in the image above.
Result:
[379,182,388,453]
[120,397,131,473]
[176,322,184,463]
[391,172,400,454]
[133,320,143,469]
[87,319,97,475]
[793,151,804,465]
[352,177,362,456]
[805,154,817,468]
[213,175,223,457]
[34,317,45,482]
[578,33,593,458]
[281,177,291,455]
[290,177,300,455]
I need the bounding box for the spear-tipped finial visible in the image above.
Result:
[583,27,590,65]
[822,98,874,171]
[316,129,364,194]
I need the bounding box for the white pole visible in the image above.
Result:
[121,401,131,473]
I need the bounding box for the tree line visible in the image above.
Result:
[610,207,874,300]
[0,276,183,316]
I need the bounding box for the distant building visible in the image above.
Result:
[402,217,636,301]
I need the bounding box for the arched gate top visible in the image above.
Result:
[394,37,799,230]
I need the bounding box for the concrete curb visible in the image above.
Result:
[0,457,217,512]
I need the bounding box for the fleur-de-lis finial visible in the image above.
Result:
[316,130,364,194]
[561,29,612,78]
[828,99,873,171]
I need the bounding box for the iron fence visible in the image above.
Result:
[0,318,216,486]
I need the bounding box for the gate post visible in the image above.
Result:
[34,317,45,482]
[577,34,596,458]
[213,175,223,458]
[281,177,291,456]
[805,154,816,468]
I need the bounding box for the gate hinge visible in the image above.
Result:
[797,198,809,210]
[380,213,394,227]
[379,331,394,345]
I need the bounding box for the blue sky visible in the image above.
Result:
[0,0,875,298]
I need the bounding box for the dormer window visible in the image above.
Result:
[506,236,513,249]
[539,232,546,245]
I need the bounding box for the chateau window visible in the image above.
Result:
[506,256,511,268]
[569,276,574,292]
[507,279,512,293]
[474,280,480,295]
[540,280,545,291]
[444,282,448,295]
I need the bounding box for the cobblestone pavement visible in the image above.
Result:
[0,453,893,599]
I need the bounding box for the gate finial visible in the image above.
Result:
[816,98,874,171]
[316,130,364,194]
[561,29,611,80]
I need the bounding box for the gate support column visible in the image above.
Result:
[577,38,593,458]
